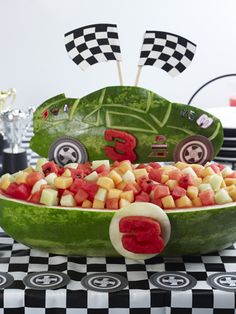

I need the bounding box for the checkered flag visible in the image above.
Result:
[136,31,196,82]
[64,24,122,72]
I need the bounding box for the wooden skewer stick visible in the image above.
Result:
[116,61,124,85]
[134,65,142,86]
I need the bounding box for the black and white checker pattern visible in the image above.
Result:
[138,31,196,77]
[65,23,122,70]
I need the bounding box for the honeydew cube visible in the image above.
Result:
[62,169,72,177]
[31,179,47,194]
[97,176,114,190]
[221,166,234,178]
[82,200,93,208]
[40,189,58,206]
[14,171,29,184]
[161,174,169,184]
[209,174,223,191]
[45,173,57,185]
[92,160,110,170]
[215,189,233,204]
[118,160,132,174]
[107,188,122,199]
[176,196,192,208]
[199,183,213,192]
[54,176,73,189]
[35,158,48,173]
[0,173,13,190]
[60,194,76,207]
[120,190,134,203]
[94,188,107,202]
[225,178,236,186]
[200,166,215,177]
[174,162,188,170]
[166,179,178,191]
[122,170,135,183]
[133,168,148,179]
[92,199,105,209]
[229,189,236,201]
[84,171,98,182]
[187,186,199,200]
[192,197,202,207]
[108,170,122,185]
[161,195,175,209]
[116,181,126,190]
[119,198,131,208]
[64,163,79,169]
[182,166,197,178]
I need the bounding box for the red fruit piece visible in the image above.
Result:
[123,183,141,195]
[210,164,221,174]
[153,185,170,200]
[6,183,31,200]
[83,182,99,202]
[74,188,89,205]
[119,216,164,254]
[135,191,150,202]
[199,190,215,206]
[69,178,85,193]
[26,171,44,186]
[149,168,164,183]
[28,191,42,204]
[94,164,107,174]
[105,198,119,210]
[168,170,183,181]
[148,162,161,169]
[77,162,92,175]
[137,177,153,194]
[42,162,59,176]
[215,163,225,171]
[152,198,163,208]
[179,174,195,189]
[65,168,85,179]
[172,186,186,200]
[226,172,236,178]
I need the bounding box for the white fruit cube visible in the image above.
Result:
[60,194,76,207]
[133,168,148,179]
[35,158,48,173]
[92,160,110,170]
[97,176,114,190]
[45,173,57,185]
[209,174,223,191]
[84,171,98,182]
[215,189,233,204]
[31,179,47,194]
[199,183,213,192]
[40,189,58,206]
[94,188,107,201]
[182,166,197,178]
[122,170,135,183]
[221,166,234,177]
[64,163,79,169]
[108,170,122,185]
[119,198,131,208]
[107,188,122,199]
[118,160,132,173]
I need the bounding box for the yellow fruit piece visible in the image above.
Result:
[118,160,133,174]
[94,188,107,201]
[24,166,34,174]
[97,176,114,190]
[229,189,236,201]
[92,199,105,209]
[133,168,148,179]
[54,176,73,189]
[226,185,236,192]
[14,172,29,184]
[190,164,204,172]
[166,179,178,191]
[220,180,226,188]
[120,190,134,203]
[194,177,202,187]
[161,174,169,184]
[200,167,215,177]
[108,170,122,185]
[119,198,131,208]
[202,175,212,184]
[225,178,236,186]
[192,197,202,207]
[176,196,192,208]
[162,165,176,174]
[187,186,199,200]
[161,195,175,209]
[174,162,189,170]
[107,188,122,199]
[0,174,12,191]
[82,200,93,208]
[62,169,72,177]
[116,181,126,190]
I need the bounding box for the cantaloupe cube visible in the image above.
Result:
[84,171,98,182]
[200,167,215,177]
[161,195,175,209]
[116,181,126,190]
[120,190,134,202]
[60,194,76,207]
[97,176,114,190]
[229,189,236,201]
[122,170,136,183]
[176,196,192,208]
[225,178,236,186]
[161,174,169,184]
[202,175,212,184]
[82,200,93,208]
[14,171,29,184]
[187,186,199,200]
[62,169,72,177]
[40,189,58,206]
[108,170,122,185]
[133,168,148,179]
[190,164,204,175]
[118,160,133,174]
[54,176,73,189]
[174,162,188,170]
[94,188,107,201]
[92,199,105,209]
[192,197,202,207]
[24,166,34,174]
[194,177,202,187]
[107,188,122,199]
[0,174,13,190]
[226,185,236,192]
[166,179,178,191]
[119,198,131,208]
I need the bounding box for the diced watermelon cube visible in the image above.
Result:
[149,168,164,183]
[153,185,170,200]
[28,191,42,204]
[69,178,85,193]
[135,191,150,202]
[199,190,215,206]
[226,171,236,178]
[94,164,107,174]
[172,186,186,200]
[137,177,154,194]
[42,162,59,176]
[105,198,119,210]
[148,162,161,169]
[152,198,163,208]
[215,163,226,171]
[74,188,89,205]
[123,183,141,195]
[179,174,195,189]
[6,183,31,200]
[210,164,221,174]
[168,170,183,181]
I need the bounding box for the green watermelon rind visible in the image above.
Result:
[0,194,236,257]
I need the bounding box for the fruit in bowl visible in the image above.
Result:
[0,159,236,260]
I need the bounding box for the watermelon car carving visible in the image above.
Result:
[30,86,223,166]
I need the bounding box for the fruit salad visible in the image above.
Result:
[1,159,236,210]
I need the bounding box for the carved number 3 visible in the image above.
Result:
[104,129,137,162]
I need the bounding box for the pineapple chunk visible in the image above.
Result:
[54,176,73,189]
[0,173,13,191]
[107,188,122,199]
[84,171,98,182]
[162,165,176,174]
[122,170,136,183]
[229,189,236,201]
[108,170,122,185]
[182,166,197,178]
[161,174,169,184]
[24,166,34,174]
[92,199,105,209]
[40,189,58,206]
[200,166,215,177]
[209,174,223,191]
[202,175,212,184]
[133,168,148,179]
[116,181,126,190]
[176,196,192,208]
[118,160,132,174]
[161,195,175,209]
[97,176,114,190]
[92,160,110,170]
[215,189,233,204]
[31,179,47,194]
[119,198,131,208]
[14,172,29,184]
[82,200,93,208]
[45,173,57,185]
[62,169,72,177]
[192,197,202,207]
[166,179,178,191]
[60,194,76,207]
[194,177,202,187]
[94,188,107,201]
[187,186,199,200]
[224,178,236,186]
[174,161,188,170]
[120,190,134,202]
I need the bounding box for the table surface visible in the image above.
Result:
[0,127,236,314]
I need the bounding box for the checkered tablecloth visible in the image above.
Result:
[0,127,236,314]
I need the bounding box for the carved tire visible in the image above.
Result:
[173,135,214,165]
[48,137,88,166]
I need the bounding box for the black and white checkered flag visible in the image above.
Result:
[64,24,122,71]
[138,31,196,78]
